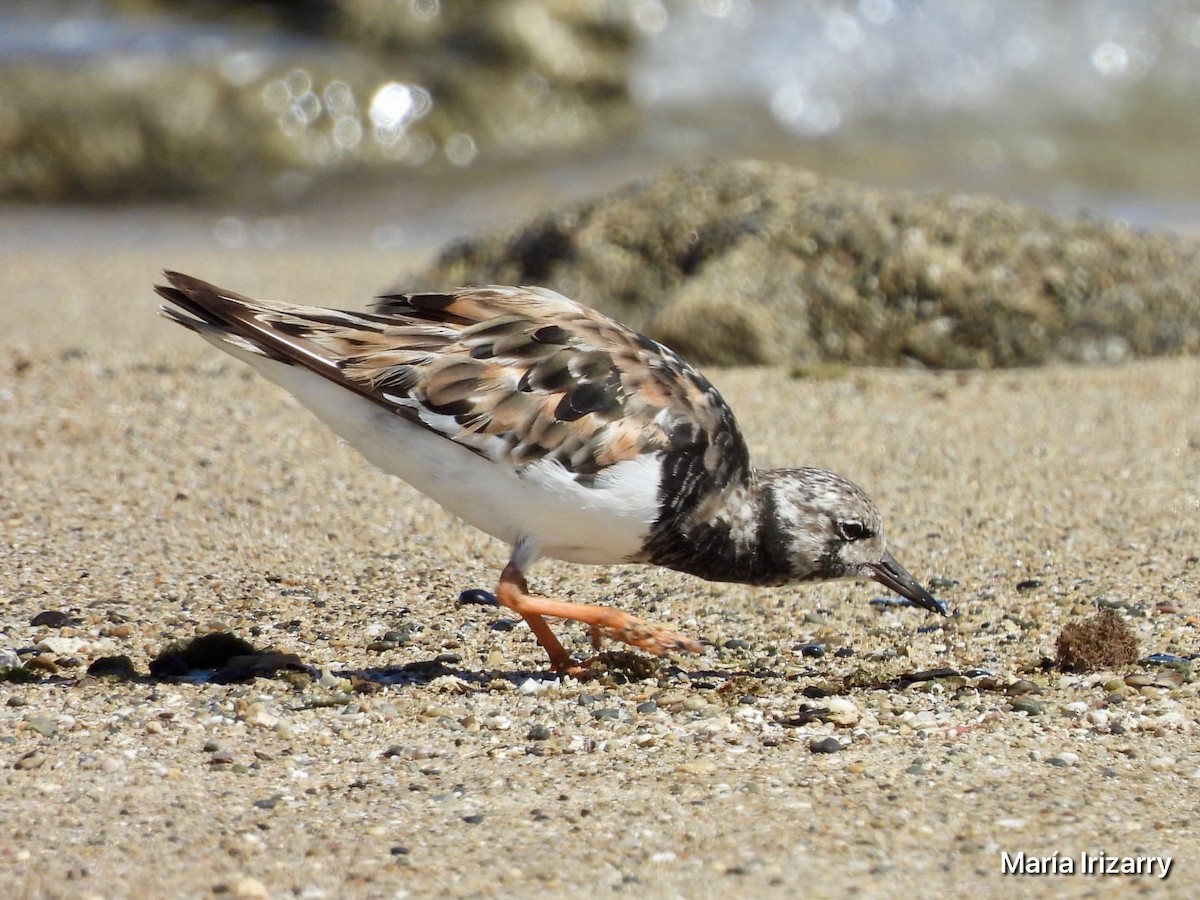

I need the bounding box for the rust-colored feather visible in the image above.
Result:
[157,276,749,493]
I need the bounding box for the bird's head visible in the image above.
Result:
[769,467,947,615]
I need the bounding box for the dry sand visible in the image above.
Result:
[2,243,1198,899]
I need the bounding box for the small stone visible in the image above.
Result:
[86,655,138,680]
[1005,679,1042,696]
[233,876,268,899]
[254,796,280,810]
[1152,669,1185,688]
[1011,697,1045,716]
[1015,579,1043,592]
[799,643,825,658]
[592,707,620,721]
[30,610,75,628]
[723,639,751,650]
[210,750,235,765]
[834,647,855,658]
[809,736,843,754]
[527,723,552,741]
[0,649,22,670]
[36,636,88,656]
[28,714,58,736]
[462,814,484,825]
[635,700,658,714]
[824,697,860,726]
[517,678,548,696]
[25,655,58,674]
[14,751,44,770]
[458,589,497,606]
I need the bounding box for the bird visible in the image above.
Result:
[157,271,946,676]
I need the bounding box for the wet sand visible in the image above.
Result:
[2,243,1197,898]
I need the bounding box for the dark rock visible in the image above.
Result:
[1011,697,1045,716]
[809,736,843,754]
[458,589,497,606]
[30,610,76,628]
[86,655,139,680]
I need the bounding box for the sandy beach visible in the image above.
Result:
[2,243,1197,898]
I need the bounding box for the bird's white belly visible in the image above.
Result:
[233,353,661,565]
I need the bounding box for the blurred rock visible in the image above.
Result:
[0,0,634,201]
[414,160,1200,368]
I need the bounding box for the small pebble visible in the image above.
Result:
[635,700,658,714]
[724,638,751,650]
[233,876,268,899]
[1005,679,1042,696]
[834,647,855,658]
[799,644,825,658]
[1015,579,1043,592]
[527,723,552,741]
[25,656,59,674]
[458,589,497,606]
[30,610,74,628]
[86,655,138,679]
[14,752,44,770]
[462,814,484,825]
[28,714,59,736]
[809,736,843,754]
[824,697,859,726]
[1011,697,1045,716]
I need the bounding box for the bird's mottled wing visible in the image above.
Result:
[157,275,751,494]
[354,286,751,484]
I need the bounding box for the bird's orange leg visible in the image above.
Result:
[494,563,703,675]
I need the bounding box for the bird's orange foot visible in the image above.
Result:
[591,615,703,657]
[494,562,704,677]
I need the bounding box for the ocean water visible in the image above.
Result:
[3,0,1200,251]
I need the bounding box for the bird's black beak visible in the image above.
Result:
[870,551,948,615]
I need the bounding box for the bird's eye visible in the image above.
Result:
[837,520,868,541]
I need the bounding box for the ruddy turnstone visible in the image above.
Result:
[157,272,945,675]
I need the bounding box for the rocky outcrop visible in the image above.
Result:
[413,160,1200,368]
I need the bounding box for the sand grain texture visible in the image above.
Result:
[2,246,1198,898]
